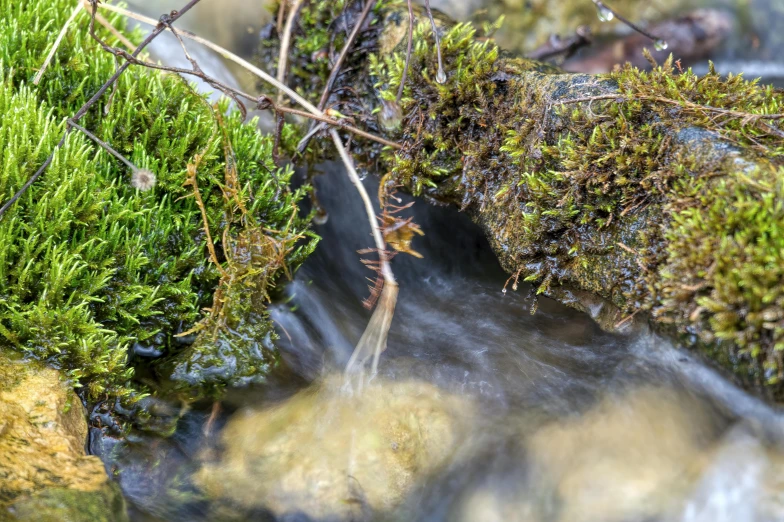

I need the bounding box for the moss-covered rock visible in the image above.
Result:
[0,352,127,522]
[380,13,784,395]
[0,0,316,403]
[265,2,784,398]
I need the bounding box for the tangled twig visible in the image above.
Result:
[298,0,378,155]
[81,2,402,150]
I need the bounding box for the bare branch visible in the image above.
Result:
[331,128,399,381]
[277,0,305,104]
[90,2,401,150]
[330,129,395,285]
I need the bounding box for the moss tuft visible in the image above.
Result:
[0,0,316,402]
[366,8,784,395]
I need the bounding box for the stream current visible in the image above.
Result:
[108,1,784,520]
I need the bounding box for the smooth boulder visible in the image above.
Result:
[196,375,475,521]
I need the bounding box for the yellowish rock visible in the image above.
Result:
[196,375,475,521]
[525,387,716,522]
[0,352,127,522]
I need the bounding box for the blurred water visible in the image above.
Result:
[111,1,784,521]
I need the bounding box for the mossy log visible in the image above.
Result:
[267,1,784,398]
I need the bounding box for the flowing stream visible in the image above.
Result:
[107,1,784,520]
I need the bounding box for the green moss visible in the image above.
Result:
[655,164,784,385]
[259,0,352,106]
[0,0,316,402]
[5,482,128,522]
[367,8,784,394]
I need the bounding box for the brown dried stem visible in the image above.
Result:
[396,0,415,103]
[277,0,305,104]
[34,2,84,85]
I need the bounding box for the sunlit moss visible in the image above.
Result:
[0,0,316,402]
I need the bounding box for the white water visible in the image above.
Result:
[108,2,784,521]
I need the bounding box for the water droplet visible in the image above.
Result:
[596,3,614,22]
[436,66,447,84]
[313,208,329,225]
[502,288,507,295]
[653,39,668,51]
[377,99,402,131]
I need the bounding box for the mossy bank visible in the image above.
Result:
[0,0,316,406]
[266,1,784,399]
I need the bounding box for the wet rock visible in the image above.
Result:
[524,387,719,522]
[682,425,784,522]
[450,387,725,522]
[195,375,476,521]
[0,352,127,522]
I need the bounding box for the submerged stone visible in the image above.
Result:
[195,375,476,520]
[452,386,784,522]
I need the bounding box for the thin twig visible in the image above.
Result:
[277,0,304,104]
[423,0,446,83]
[34,2,84,85]
[591,0,666,46]
[396,0,415,103]
[298,0,377,154]
[86,38,401,149]
[316,0,375,111]
[0,0,204,219]
[279,106,401,148]
[559,92,784,139]
[276,0,287,35]
[638,94,784,121]
[614,308,640,329]
[94,2,319,114]
[331,129,395,284]
[558,94,624,105]
[67,119,137,170]
[331,128,398,380]
[92,2,401,149]
[91,9,137,51]
[183,148,228,279]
